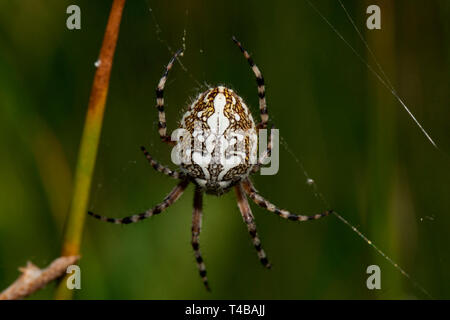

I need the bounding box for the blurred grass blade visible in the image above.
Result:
[54,0,126,300]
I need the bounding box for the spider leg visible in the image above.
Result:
[140,146,183,179]
[155,49,183,146]
[191,186,211,291]
[232,36,268,130]
[88,179,189,224]
[235,183,271,269]
[242,178,332,221]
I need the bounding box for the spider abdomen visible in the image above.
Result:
[176,86,258,195]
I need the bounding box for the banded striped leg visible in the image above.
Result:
[140,146,182,179]
[155,49,183,146]
[242,178,332,221]
[232,36,268,129]
[191,186,210,291]
[235,183,271,269]
[88,179,189,224]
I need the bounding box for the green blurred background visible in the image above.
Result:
[0,0,448,299]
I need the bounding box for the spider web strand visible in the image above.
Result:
[305,0,438,149]
[332,210,433,299]
[278,133,433,299]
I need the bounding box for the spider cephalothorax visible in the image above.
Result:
[177,86,258,195]
[88,37,332,291]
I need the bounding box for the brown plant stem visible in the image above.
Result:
[54,0,126,299]
[0,256,79,300]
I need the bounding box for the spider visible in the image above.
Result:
[88,36,332,291]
